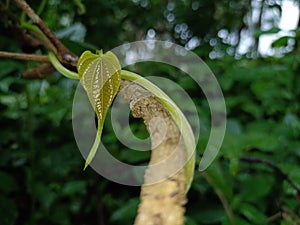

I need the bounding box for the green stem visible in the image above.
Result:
[72,0,86,14]
[84,118,103,170]
[48,52,79,79]
[37,0,47,15]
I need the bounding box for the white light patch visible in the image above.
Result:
[279,1,299,31]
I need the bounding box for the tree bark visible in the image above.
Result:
[120,80,187,225]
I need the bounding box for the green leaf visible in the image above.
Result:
[239,203,268,224]
[238,175,275,201]
[204,161,233,199]
[190,202,226,224]
[243,130,278,152]
[0,60,22,79]
[271,36,293,48]
[185,216,199,225]
[77,50,121,169]
[222,215,251,225]
[254,27,281,38]
[62,180,87,196]
[221,132,243,176]
[110,198,139,222]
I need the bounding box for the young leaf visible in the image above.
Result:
[77,50,121,169]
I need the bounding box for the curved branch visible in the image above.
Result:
[120,80,187,225]
[241,157,300,193]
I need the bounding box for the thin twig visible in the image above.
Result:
[0,51,50,62]
[202,172,236,225]
[11,0,59,51]
[267,212,282,223]
[240,157,300,193]
[12,0,78,68]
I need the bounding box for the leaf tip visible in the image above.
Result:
[83,162,89,171]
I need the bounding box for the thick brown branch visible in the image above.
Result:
[0,51,50,62]
[120,80,187,225]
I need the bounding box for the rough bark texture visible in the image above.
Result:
[120,80,187,225]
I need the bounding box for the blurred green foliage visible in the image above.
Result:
[0,0,300,225]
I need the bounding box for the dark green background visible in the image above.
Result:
[0,0,299,224]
